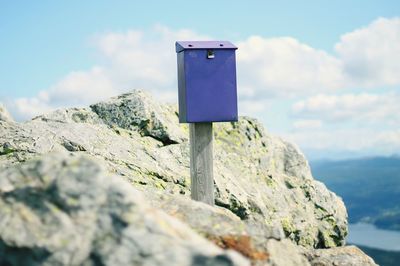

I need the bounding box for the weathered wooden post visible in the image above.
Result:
[175,41,238,206]
[189,122,214,205]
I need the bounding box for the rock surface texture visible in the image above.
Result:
[0,90,376,266]
[0,103,14,123]
[0,154,248,266]
[304,246,378,266]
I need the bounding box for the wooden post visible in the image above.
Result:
[189,122,214,206]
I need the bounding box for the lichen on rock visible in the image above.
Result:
[90,90,187,145]
[0,153,249,266]
[0,91,347,248]
[0,90,376,266]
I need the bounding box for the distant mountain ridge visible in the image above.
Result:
[310,156,400,231]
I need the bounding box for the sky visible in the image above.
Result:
[1,0,399,160]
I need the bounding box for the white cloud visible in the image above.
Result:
[239,99,269,117]
[335,17,400,87]
[237,17,400,100]
[46,66,117,106]
[285,128,400,155]
[94,25,209,94]
[237,36,344,98]
[5,18,400,158]
[292,92,400,124]
[293,119,322,130]
[7,97,53,121]
[290,90,400,156]
[7,26,208,120]
[9,18,400,121]
[376,130,400,148]
[6,67,118,120]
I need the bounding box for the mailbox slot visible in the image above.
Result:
[207,50,215,59]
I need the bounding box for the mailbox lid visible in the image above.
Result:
[176,41,237,53]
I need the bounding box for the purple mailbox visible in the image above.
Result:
[175,41,238,123]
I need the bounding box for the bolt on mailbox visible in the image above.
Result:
[175,41,238,123]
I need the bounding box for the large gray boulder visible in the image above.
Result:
[0,90,346,249]
[0,89,375,265]
[0,153,248,266]
[90,91,187,145]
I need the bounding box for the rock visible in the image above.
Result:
[304,246,378,266]
[0,89,376,265]
[266,239,311,266]
[212,119,348,248]
[0,153,249,266]
[90,90,187,145]
[33,107,105,124]
[144,190,283,265]
[0,103,13,123]
[144,190,321,266]
[0,90,347,249]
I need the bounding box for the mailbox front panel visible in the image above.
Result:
[183,49,238,123]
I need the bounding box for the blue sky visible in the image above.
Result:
[1,1,400,159]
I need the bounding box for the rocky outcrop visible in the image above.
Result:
[0,153,248,266]
[0,103,13,123]
[0,90,376,265]
[144,191,309,265]
[90,91,187,145]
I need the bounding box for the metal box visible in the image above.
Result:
[176,41,238,123]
